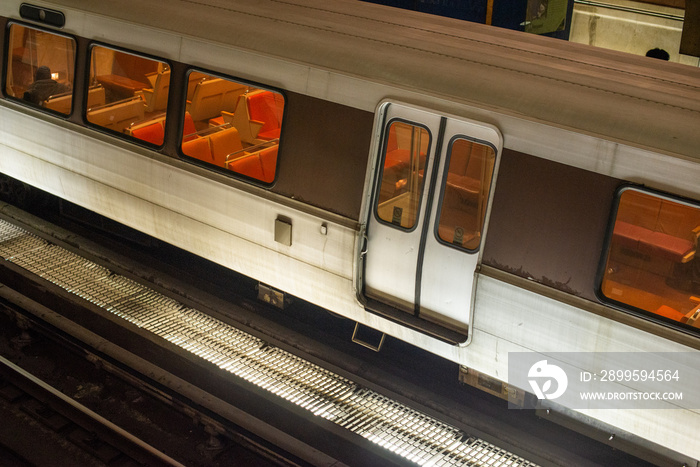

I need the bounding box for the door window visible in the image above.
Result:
[375,120,430,230]
[436,138,496,251]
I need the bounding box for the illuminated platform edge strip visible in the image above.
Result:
[0,219,538,467]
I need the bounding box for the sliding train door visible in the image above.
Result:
[361,102,501,343]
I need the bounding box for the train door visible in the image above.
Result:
[361,102,501,343]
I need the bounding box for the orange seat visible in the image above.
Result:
[209,128,243,167]
[655,305,685,321]
[140,69,170,113]
[87,96,145,132]
[182,136,212,163]
[183,112,197,142]
[132,121,165,145]
[247,91,283,140]
[209,115,224,127]
[613,221,696,263]
[259,146,278,183]
[231,154,264,180]
[187,78,245,121]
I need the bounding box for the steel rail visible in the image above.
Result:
[0,354,186,467]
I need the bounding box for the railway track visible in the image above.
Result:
[0,201,656,466]
[0,288,307,467]
[0,352,186,467]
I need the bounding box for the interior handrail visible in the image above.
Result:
[128,112,167,129]
[88,95,143,113]
[225,139,279,164]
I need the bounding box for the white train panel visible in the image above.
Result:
[470,274,700,458]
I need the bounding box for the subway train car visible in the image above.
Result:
[0,0,699,462]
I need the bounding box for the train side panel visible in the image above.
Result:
[468,275,700,459]
[0,105,360,309]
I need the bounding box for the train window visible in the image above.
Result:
[86,45,170,146]
[600,188,700,328]
[436,138,496,251]
[4,23,75,114]
[375,121,430,229]
[180,70,284,183]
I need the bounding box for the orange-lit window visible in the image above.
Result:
[5,23,75,114]
[600,188,700,328]
[436,138,496,250]
[87,45,169,146]
[180,70,284,184]
[375,121,430,230]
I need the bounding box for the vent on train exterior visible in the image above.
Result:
[0,219,538,466]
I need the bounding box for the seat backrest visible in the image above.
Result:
[182,112,197,142]
[87,97,145,131]
[130,120,165,145]
[45,92,72,113]
[231,154,264,180]
[188,79,246,121]
[228,95,263,144]
[259,145,278,183]
[209,127,243,167]
[182,136,213,163]
[247,90,282,138]
[45,85,106,114]
[145,69,170,112]
[87,85,106,108]
[186,72,207,100]
[222,84,244,111]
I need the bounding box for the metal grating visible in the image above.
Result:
[0,218,539,467]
